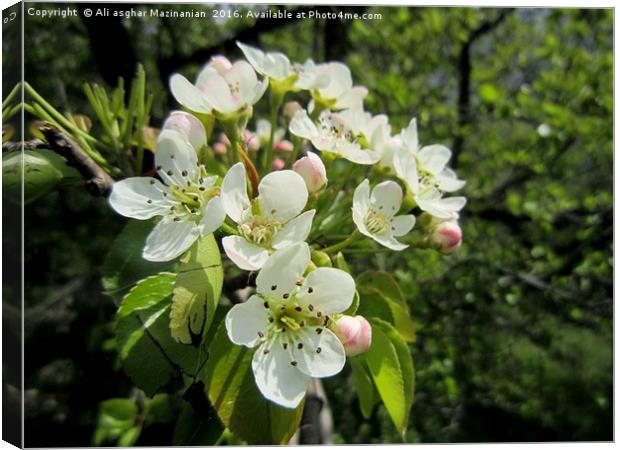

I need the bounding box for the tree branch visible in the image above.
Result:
[452,9,514,167]
[2,139,46,152]
[39,124,114,196]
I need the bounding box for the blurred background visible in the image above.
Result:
[3,3,613,445]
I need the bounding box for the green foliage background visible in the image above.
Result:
[6,4,612,445]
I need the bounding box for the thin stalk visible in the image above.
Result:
[221,222,238,235]
[24,82,97,144]
[261,89,284,172]
[322,230,360,254]
[2,82,21,109]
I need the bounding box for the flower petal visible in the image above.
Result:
[169,74,213,114]
[199,196,226,235]
[391,214,416,237]
[237,41,266,74]
[222,235,270,271]
[416,191,467,219]
[109,177,171,219]
[334,86,368,110]
[225,294,270,347]
[338,144,381,165]
[293,327,346,378]
[437,168,466,192]
[256,243,310,299]
[162,111,207,150]
[143,219,200,262]
[258,170,308,222]
[352,179,371,237]
[289,110,318,141]
[418,144,452,175]
[393,148,419,193]
[370,180,403,219]
[370,233,408,251]
[221,162,251,223]
[272,210,316,250]
[252,338,309,408]
[224,60,259,104]
[200,71,238,114]
[155,130,199,186]
[297,267,355,314]
[401,118,419,153]
[319,62,352,99]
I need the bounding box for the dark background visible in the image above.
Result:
[6,3,613,445]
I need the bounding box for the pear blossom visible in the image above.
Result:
[237,41,298,92]
[393,118,466,219]
[109,129,225,261]
[332,315,372,357]
[296,61,367,111]
[162,111,206,150]
[220,162,315,271]
[170,58,268,117]
[225,243,355,408]
[352,179,415,251]
[289,109,381,165]
[293,152,327,193]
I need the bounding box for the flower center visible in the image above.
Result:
[319,113,356,144]
[365,207,391,234]
[238,215,282,246]
[164,165,218,222]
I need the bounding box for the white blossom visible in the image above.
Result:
[225,243,355,408]
[220,163,315,271]
[108,130,225,261]
[352,179,415,251]
[289,109,381,165]
[170,58,268,117]
[393,118,466,219]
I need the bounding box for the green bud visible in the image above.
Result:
[311,250,333,267]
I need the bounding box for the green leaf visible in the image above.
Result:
[103,220,176,303]
[357,271,416,342]
[144,393,175,425]
[115,274,200,396]
[364,318,415,438]
[93,398,139,446]
[350,356,379,418]
[2,149,80,205]
[170,234,223,344]
[118,273,176,318]
[203,323,304,444]
[173,400,225,445]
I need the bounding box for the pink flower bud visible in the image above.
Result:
[162,111,206,150]
[244,129,261,152]
[207,55,233,74]
[271,158,285,170]
[293,152,327,193]
[274,139,294,153]
[430,221,462,254]
[333,316,372,357]
[212,142,228,155]
[282,101,303,121]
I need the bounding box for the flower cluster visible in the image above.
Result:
[108,42,466,408]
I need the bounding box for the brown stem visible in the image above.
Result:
[39,123,114,196]
[2,139,46,152]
